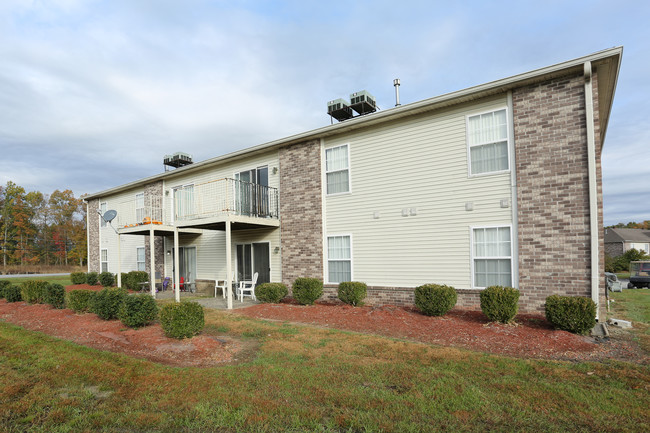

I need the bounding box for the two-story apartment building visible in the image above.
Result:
[85,47,622,317]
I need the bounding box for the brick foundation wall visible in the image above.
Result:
[513,71,605,313]
[279,139,323,289]
[87,199,100,273]
[321,286,483,310]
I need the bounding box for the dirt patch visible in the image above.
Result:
[0,300,243,368]
[236,301,649,363]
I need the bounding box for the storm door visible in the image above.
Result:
[236,242,270,284]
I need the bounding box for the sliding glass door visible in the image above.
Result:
[236,243,270,284]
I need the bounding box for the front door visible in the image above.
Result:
[237,243,270,284]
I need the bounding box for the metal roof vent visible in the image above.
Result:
[164,152,193,171]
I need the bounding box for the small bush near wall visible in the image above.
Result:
[4,285,22,302]
[292,278,323,305]
[0,280,11,298]
[92,288,128,320]
[160,302,204,339]
[119,294,158,329]
[66,290,96,313]
[21,280,49,304]
[480,285,520,324]
[86,272,99,285]
[99,272,115,287]
[124,271,149,291]
[414,284,457,316]
[255,283,288,303]
[337,282,367,306]
[545,295,597,335]
[45,283,66,309]
[70,272,87,285]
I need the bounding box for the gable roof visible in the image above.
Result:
[605,228,650,243]
[84,47,623,201]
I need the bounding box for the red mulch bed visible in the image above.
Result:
[236,300,649,363]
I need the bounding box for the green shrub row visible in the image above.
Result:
[86,272,99,285]
[66,290,96,313]
[92,288,128,320]
[0,280,11,298]
[119,294,158,328]
[480,285,520,324]
[292,278,323,305]
[255,283,289,303]
[338,281,367,306]
[160,302,204,339]
[121,271,149,291]
[21,280,49,304]
[45,283,66,309]
[415,284,457,316]
[99,272,115,287]
[70,272,87,285]
[3,284,22,302]
[545,295,596,335]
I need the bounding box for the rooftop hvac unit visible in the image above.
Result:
[164,152,193,170]
[327,98,353,122]
[349,90,376,115]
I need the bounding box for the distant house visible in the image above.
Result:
[84,47,622,319]
[605,228,650,257]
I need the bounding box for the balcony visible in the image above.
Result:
[113,178,279,234]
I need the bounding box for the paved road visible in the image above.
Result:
[0,273,70,278]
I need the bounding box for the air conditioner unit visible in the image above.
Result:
[164,152,193,169]
[349,90,376,115]
[327,98,353,122]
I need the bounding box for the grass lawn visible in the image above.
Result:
[608,289,650,353]
[0,274,72,287]
[1,305,649,432]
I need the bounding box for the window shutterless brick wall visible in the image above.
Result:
[87,198,100,273]
[513,71,605,313]
[279,139,323,289]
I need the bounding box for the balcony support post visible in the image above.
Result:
[174,227,180,303]
[226,218,233,310]
[149,225,156,297]
[117,234,122,288]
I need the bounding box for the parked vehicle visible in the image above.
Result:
[605,272,623,292]
[628,261,650,289]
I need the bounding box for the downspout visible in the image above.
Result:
[584,61,600,319]
[84,199,90,272]
[507,91,519,288]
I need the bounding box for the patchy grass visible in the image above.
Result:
[616,272,631,280]
[608,289,650,353]
[0,274,72,286]
[1,307,649,432]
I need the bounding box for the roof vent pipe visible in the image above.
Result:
[393,78,401,106]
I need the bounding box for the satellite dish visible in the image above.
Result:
[103,210,117,223]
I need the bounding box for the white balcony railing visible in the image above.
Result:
[113,178,279,229]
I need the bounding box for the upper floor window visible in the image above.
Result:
[135,193,145,222]
[326,144,350,194]
[100,202,107,227]
[173,185,194,220]
[467,109,509,175]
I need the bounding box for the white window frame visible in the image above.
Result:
[466,107,510,177]
[135,192,145,223]
[326,234,353,284]
[101,248,109,273]
[470,225,513,289]
[325,144,351,195]
[172,184,194,222]
[136,247,146,272]
[100,202,107,227]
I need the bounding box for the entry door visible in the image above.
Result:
[235,166,269,217]
[237,243,270,284]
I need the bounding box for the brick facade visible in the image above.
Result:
[87,198,100,273]
[279,139,323,289]
[143,181,164,278]
[513,72,604,313]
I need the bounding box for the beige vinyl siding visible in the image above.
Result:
[324,95,513,289]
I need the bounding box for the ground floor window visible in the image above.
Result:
[327,235,352,283]
[101,249,109,273]
[472,226,512,288]
[136,247,145,271]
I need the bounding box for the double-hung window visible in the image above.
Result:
[327,235,352,283]
[467,109,509,175]
[472,226,512,288]
[101,249,109,273]
[100,202,107,227]
[135,193,145,222]
[325,144,350,194]
[136,247,146,271]
[173,185,194,220]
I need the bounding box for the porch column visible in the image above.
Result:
[149,225,156,297]
[226,218,233,310]
[174,227,180,303]
[117,233,122,288]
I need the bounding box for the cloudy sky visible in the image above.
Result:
[0,0,648,225]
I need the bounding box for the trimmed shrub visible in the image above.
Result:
[0,280,11,299]
[480,285,520,324]
[124,271,149,291]
[99,272,115,287]
[119,294,158,328]
[86,272,99,285]
[4,285,22,302]
[160,302,204,339]
[292,278,323,305]
[91,287,128,320]
[70,272,87,285]
[45,283,66,309]
[20,280,49,304]
[337,281,367,306]
[255,283,289,303]
[545,295,597,335]
[66,290,96,313]
[414,284,457,316]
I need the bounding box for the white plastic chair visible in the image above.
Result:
[215,272,235,298]
[237,272,258,302]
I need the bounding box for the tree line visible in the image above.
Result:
[0,181,86,269]
[606,220,650,229]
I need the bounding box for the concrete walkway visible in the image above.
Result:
[155,290,258,310]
